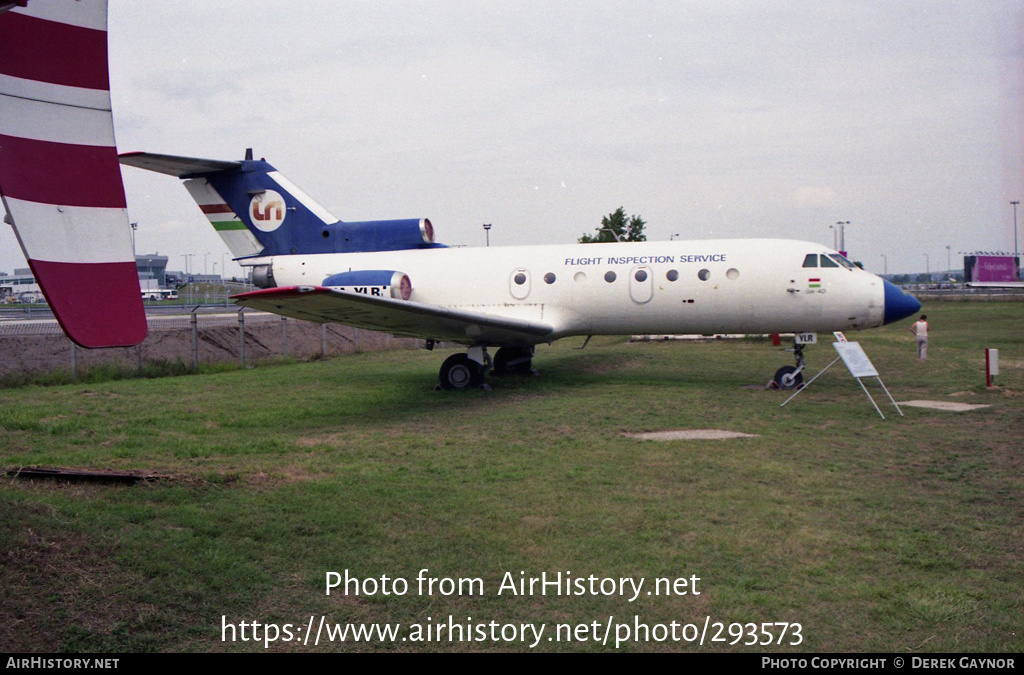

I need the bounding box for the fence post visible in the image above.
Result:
[281,316,289,357]
[238,308,246,367]
[70,340,77,382]
[354,327,360,352]
[191,308,199,371]
[321,323,327,357]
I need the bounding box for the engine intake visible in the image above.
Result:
[251,264,276,289]
[320,218,440,253]
[321,270,412,300]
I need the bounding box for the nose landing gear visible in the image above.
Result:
[771,341,807,390]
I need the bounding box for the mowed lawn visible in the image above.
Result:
[1,301,1021,652]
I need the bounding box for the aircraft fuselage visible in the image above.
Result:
[252,238,887,343]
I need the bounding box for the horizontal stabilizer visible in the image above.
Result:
[233,286,553,346]
[119,151,241,177]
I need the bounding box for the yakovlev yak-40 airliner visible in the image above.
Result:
[0,0,921,390]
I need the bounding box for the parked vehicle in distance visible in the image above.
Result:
[141,289,179,301]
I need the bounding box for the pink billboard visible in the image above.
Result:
[965,255,1021,283]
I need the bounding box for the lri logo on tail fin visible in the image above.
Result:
[249,190,287,231]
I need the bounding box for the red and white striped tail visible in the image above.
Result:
[0,0,146,348]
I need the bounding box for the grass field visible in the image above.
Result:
[1,302,1021,653]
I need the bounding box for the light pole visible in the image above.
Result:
[945,245,951,276]
[670,233,680,241]
[835,221,849,255]
[1012,200,1019,262]
[880,254,887,276]
[828,224,837,249]
[130,222,138,256]
[181,253,194,303]
[483,223,492,247]
[923,253,929,279]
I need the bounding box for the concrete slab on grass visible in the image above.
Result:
[899,400,991,412]
[625,429,758,441]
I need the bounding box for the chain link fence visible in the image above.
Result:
[0,308,419,381]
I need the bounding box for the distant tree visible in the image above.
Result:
[579,207,647,243]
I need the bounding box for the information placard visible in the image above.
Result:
[834,342,878,378]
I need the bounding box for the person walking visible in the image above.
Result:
[910,314,928,361]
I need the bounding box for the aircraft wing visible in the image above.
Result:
[233,286,555,345]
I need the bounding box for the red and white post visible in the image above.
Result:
[985,348,1000,388]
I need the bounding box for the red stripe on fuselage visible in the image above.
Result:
[29,259,147,348]
[0,134,126,208]
[0,11,109,91]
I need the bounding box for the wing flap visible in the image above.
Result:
[233,286,554,345]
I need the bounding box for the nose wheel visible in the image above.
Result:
[773,365,804,390]
[771,342,807,390]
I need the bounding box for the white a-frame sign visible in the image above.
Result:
[781,341,904,419]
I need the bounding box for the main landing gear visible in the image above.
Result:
[771,341,807,390]
[437,346,535,390]
[439,353,486,390]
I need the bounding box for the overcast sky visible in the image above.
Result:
[3,1,1023,277]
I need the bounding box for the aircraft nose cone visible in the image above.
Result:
[883,279,921,325]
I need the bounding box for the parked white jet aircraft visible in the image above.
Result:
[0,1,922,391]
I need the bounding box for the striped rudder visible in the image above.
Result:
[0,0,146,347]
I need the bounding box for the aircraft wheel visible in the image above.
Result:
[493,346,533,376]
[439,354,485,390]
[773,365,804,390]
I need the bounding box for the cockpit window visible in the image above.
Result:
[828,253,856,269]
[802,254,818,268]
[820,255,839,268]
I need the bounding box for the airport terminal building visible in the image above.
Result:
[1,254,170,303]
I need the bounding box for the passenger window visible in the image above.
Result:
[820,256,839,268]
[698,269,710,281]
[666,269,679,281]
[604,271,617,283]
[802,254,818,268]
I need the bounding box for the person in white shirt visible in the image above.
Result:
[910,314,928,361]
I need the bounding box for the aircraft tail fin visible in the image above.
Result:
[120,150,343,259]
[0,0,146,348]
